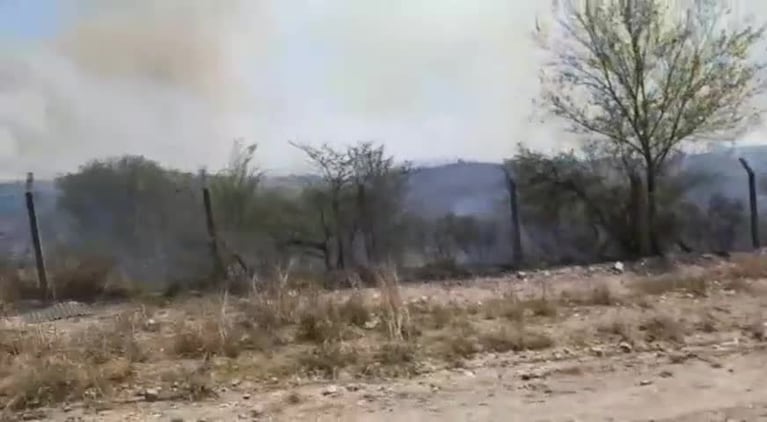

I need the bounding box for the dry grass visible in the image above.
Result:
[5,255,765,413]
[0,321,146,411]
[639,313,687,343]
[631,274,709,297]
[562,283,620,306]
[720,255,767,280]
[482,293,560,321]
[478,326,554,353]
[597,315,637,343]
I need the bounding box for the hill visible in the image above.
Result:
[0,145,766,259]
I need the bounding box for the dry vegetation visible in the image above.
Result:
[0,254,766,416]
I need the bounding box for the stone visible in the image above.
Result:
[619,342,633,353]
[250,405,266,418]
[142,388,160,402]
[639,379,653,386]
[613,262,625,273]
[322,385,340,396]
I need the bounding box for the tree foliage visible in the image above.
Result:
[292,142,412,270]
[56,156,208,282]
[538,0,765,254]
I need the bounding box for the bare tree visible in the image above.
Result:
[348,142,411,265]
[292,142,412,270]
[291,142,353,269]
[538,0,765,254]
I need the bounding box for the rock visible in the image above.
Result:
[619,342,633,353]
[613,262,625,273]
[145,318,159,331]
[590,346,605,357]
[753,322,767,341]
[639,379,653,386]
[250,405,266,418]
[659,370,673,378]
[516,271,527,280]
[345,384,362,392]
[170,418,184,422]
[322,385,340,396]
[142,387,160,402]
[520,372,541,381]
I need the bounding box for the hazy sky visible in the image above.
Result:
[0,0,765,179]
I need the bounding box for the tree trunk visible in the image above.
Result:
[332,197,345,269]
[644,165,662,256]
[630,172,651,256]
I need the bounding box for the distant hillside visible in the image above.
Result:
[1,146,766,258]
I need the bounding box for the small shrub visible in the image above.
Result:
[587,284,617,306]
[49,255,118,302]
[483,293,524,322]
[160,367,218,401]
[338,293,371,327]
[296,299,348,344]
[478,327,554,353]
[168,319,242,359]
[640,313,686,343]
[411,259,472,281]
[410,301,463,330]
[696,312,719,333]
[524,297,558,318]
[374,341,418,366]
[632,275,708,297]
[0,358,102,410]
[376,268,412,341]
[75,323,145,364]
[432,321,480,363]
[597,318,636,343]
[724,255,767,280]
[298,342,358,378]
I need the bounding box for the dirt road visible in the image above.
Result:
[46,343,767,422]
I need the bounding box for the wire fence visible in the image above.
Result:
[0,154,765,303]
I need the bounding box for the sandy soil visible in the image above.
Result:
[7,254,767,422]
[45,343,767,421]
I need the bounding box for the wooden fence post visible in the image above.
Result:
[739,158,760,249]
[200,170,225,280]
[502,165,523,267]
[25,172,51,301]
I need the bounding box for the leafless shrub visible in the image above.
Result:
[640,313,686,343]
[632,274,708,297]
[478,327,554,352]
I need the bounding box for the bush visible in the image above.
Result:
[50,255,135,302]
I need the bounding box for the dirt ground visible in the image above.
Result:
[5,254,767,422]
[44,342,767,422]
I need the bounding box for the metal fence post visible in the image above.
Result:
[25,172,51,301]
[501,165,523,267]
[739,158,760,249]
[200,170,225,280]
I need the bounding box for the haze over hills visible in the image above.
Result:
[0,144,765,257]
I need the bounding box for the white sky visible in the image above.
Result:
[0,0,765,179]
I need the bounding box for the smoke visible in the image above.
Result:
[0,0,269,179]
[2,0,765,181]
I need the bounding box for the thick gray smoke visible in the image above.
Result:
[0,0,267,179]
[1,0,767,181]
